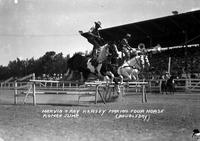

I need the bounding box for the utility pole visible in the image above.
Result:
[183,30,188,77]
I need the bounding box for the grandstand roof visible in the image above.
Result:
[99,10,200,48]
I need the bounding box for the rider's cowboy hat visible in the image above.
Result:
[95,21,101,28]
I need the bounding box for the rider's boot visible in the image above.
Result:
[91,53,99,75]
[94,60,99,74]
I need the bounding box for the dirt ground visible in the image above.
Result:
[0,89,200,141]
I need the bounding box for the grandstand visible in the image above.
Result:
[99,10,200,48]
[94,10,200,78]
[149,45,200,78]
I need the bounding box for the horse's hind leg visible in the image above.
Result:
[171,86,175,95]
[161,84,166,94]
[161,86,164,94]
[169,85,174,95]
[166,87,168,95]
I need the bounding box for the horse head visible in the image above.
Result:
[107,42,120,58]
[97,42,120,63]
[97,44,110,62]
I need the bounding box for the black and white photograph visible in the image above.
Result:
[0,0,200,140]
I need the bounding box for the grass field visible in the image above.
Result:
[0,89,200,141]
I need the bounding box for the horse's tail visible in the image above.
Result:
[67,53,84,70]
[67,55,75,70]
[64,68,71,77]
[64,53,83,81]
[65,53,90,81]
[62,68,74,81]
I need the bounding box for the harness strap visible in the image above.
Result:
[126,56,142,71]
[122,65,137,69]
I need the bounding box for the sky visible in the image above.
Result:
[0,0,200,66]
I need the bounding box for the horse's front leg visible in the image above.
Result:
[120,69,131,81]
[125,73,132,81]
[106,71,114,83]
[172,85,175,95]
[130,69,139,81]
[169,85,174,95]
[119,75,123,84]
[113,83,125,102]
[165,85,168,95]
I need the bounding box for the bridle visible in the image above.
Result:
[125,55,144,71]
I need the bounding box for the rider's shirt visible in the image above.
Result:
[89,26,100,39]
[121,38,130,48]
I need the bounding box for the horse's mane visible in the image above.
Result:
[129,55,139,61]
[130,52,136,59]
[98,44,108,53]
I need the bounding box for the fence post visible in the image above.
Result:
[149,80,152,93]
[32,82,36,106]
[14,81,18,105]
[185,78,191,93]
[32,73,36,105]
[142,79,147,103]
[159,79,162,94]
[32,73,35,80]
[62,83,65,91]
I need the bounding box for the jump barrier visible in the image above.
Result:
[18,80,116,105]
[123,81,148,103]
[4,74,200,105]
[0,73,148,105]
[13,77,148,105]
[13,73,35,105]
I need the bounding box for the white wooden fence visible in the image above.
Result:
[1,78,200,93]
[0,73,149,105]
[148,78,200,93]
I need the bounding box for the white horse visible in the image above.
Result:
[117,54,150,81]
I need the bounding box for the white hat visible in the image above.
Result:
[95,21,101,27]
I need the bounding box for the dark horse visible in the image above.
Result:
[161,75,176,94]
[65,43,121,82]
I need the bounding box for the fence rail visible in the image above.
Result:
[148,78,200,93]
[1,78,200,93]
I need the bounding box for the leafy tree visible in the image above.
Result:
[0,65,10,80]
[0,51,72,80]
[7,58,25,77]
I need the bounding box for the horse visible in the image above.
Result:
[64,43,125,102]
[64,43,120,82]
[117,54,150,82]
[161,75,176,94]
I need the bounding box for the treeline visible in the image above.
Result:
[0,51,70,80]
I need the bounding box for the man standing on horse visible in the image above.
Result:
[79,21,104,58]
[79,21,105,74]
[120,33,136,61]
